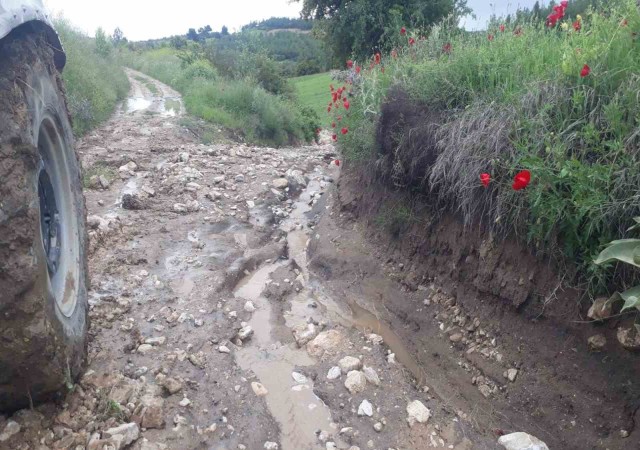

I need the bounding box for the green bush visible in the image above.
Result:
[336,0,640,294]
[55,19,129,135]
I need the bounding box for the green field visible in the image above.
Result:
[291,72,332,123]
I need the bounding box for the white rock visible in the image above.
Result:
[218,345,231,354]
[237,326,254,341]
[272,178,289,189]
[179,397,191,407]
[498,432,550,450]
[344,371,367,394]
[264,442,279,450]
[119,161,137,172]
[291,372,308,384]
[363,366,381,386]
[104,422,140,448]
[244,301,256,313]
[506,368,519,382]
[373,422,383,432]
[252,382,269,397]
[145,336,166,346]
[137,344,154,354]
[406,400,431,426]
[367,334,384,345]
[357,399,373,417]
[307,330,343,357]
[0,420,20,442]
[338,356,362,372]
[327,366,342,380]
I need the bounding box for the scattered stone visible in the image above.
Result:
[122,193,146,210]
[286,169,308,193]
[235,174,245,183]
[119,161,137,172]
[327,366,342,380]
[363,366,381,386]
[137,344,154,354]
[358,400,373,417]
[272,178,289,189]
[291,372,308,384]
[264,442,279,450]
[367,334,384,345]
[373,422,383,432]
[140,442,168,450]
[617,326,640,350]
[103,423,140,449]
[252,382,269,397]
[587,297,613,321]
[406,400,431,426]
[218,345,231,354]
[244,301,256,313]
[478,384,492,398]
[588,334,607,352]
[145,336,166,346]
[141,396,165,429]
[0,420,20,442]
[505,368,519,383]
[620,429,630,438]
[449,332,463,343]
[161,377,183,395]
[498,432,549,450]
[179,397,191,407]
[338,356,362,372]
[344,371,367,394]
[188,352,206,368]
[307,330,343,357]
[294,323,319,347]
[237,325,254,342]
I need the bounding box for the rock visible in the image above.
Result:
[344,371,367,394]
[286,169,308,193]
[498,432,549,450]
[141,396,165,429]
[179,398,191,407]
[144,336,166,346]
[237,326,254,342]
[272,178,289,189]
[293,323,319,346]
[140,442,168,450]
[264,442,279,449]
[235,174,245,183]
[406,400,431,426]
[357,400,373,417]
[213,176,225,184]
[119,161,137,172]
[188,352,206,368]
[178,152,190,162]
[587,297,613,321]
[161,377,183,395]
[588,334,607,352]
[478,384,492,398]
[449,332,463,343]
[218,345,231,354]
[291,372,308,384]
[367,334,384,345]
[0,420,20,442]
[137,344,154,354]
[617,326,640,350]
[373,422,383,432]
[103,423,140,449]
[244,301,256,313]
[338,356,362,372]
[252,382,269,397]
[307,330,343,357]
[122,193,146,210]
[363,366,381,386]
[505,368,519,382]
[327,366,342,380]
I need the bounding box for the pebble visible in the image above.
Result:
[373,422,383,432]
[358,399,373,417]
[449,332,463,343]
[252,382,269,397]
[588,334,607,352]
[0,420,20,442]
[338,356,362,372]
[104,422,140,448]
[291,372,308,384]
[363,366,381,386]
[344,371,367,394]
[162,377,183,395]
[218,345,231,354]
[406,400,431,426]
[244,301,256,313]
[179,398,192,407]
[327,366,342,380]
[137,344,154,354]
[505,368,518,382]
[264,442,279,450]
[498,432,549,450]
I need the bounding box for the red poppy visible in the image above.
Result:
[499,24,506,32]
[327,106,332,113]
[343,100,350,110]
[337,116,342,121]
[512,170,531,191]
[391,49,398,58]
[547,13,561,27]
[409,37,416,46]
[332,134,337,141]
[374,53,381,64]
[580,64,591,77]
[334,159,341,167]
[355,66,361,74]
[488,34,494,41]
[381,66,385,73]
[400,27,407,35]
[332,92,338,103]
[514,27,523,36]
[341,127,349,135]
[573,20,581,31]
[331,122,336,128]
[480,173,491,188]
[560,0,568,8]
[443,42,452,53]
[330,84,334,91]
[621,19,628,27]
[346,59,354,69]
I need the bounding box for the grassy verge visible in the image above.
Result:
[336,0,640,295]
[291,72,333,121]
[134,75,159,95]
[55,19,129,136]
[120,48,318,147]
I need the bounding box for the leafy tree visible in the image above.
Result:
[171,35,188,49]
[221,25,229,36]
[296,0,470,62]
[187,28,199,41]
[94,27,112,57]
[112,27,125,46]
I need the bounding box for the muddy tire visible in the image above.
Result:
[0,28,88,411]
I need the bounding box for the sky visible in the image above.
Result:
[45,0,545,41]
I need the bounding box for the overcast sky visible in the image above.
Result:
[45,0,545,41]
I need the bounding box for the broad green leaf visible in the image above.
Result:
[618,286,640,312]
[594,239,640,268]
[626,217,640,232]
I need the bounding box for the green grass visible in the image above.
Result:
[54,19,129,136]
[338,0,640,295]
[120,48,318,147]
[291,72,332,121]
[134,75,159,95]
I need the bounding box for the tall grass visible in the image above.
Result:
[120,48,318,147]
[336,0,640,294]
[54,19,129,136]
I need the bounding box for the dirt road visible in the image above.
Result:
[2,70,633,450]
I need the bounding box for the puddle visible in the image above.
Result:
[124,97,152,113]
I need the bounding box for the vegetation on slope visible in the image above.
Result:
[333,0,640,295]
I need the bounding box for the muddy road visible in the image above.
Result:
[1,70,635,449]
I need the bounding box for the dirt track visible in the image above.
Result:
[1,70,637,449]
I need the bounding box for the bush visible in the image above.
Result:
[336,0,640,294]
[55,19,129,135]
[121,48,318,147]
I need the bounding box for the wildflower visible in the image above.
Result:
[346,59,354,69]
[374,53,381,64]
[331,122,336,128]
[409,37,416,46]
[381,66,385,73]
[488,34,494,41]
[400,27,407,35]
[327,106,332,113]
[576,14,582,22]
[330,84,334,91]
[580,64,591,77]
[334,159,341,166]
[621,19,628,27]
[343,100,350,110]
[561,22,569,31]
[560,0,568,8]
[573,20,581,31]
[337,116,342,121]
[355,66,361,74]
[341,127,348,135]
[512,170,531,191]
[443,42,452,54]
[480,173,491,188]
[391,49,398,58]
[332,134,337,141]
[499,24,506,32]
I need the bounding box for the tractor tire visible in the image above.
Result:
[0,27,88,411]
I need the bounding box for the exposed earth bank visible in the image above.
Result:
[0,70,638,450]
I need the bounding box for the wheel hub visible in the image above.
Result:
[38,165,61,275]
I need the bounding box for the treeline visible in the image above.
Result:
[242,17,313,31]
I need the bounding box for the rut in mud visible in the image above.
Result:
[1,69,637,450]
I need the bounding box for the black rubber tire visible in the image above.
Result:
[0,27,88,411]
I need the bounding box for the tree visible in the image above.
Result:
[112,27,125,46]
[296,0,470,62]
[221,25,229,36]
[187,28,199,41]
[94,27,112,57]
